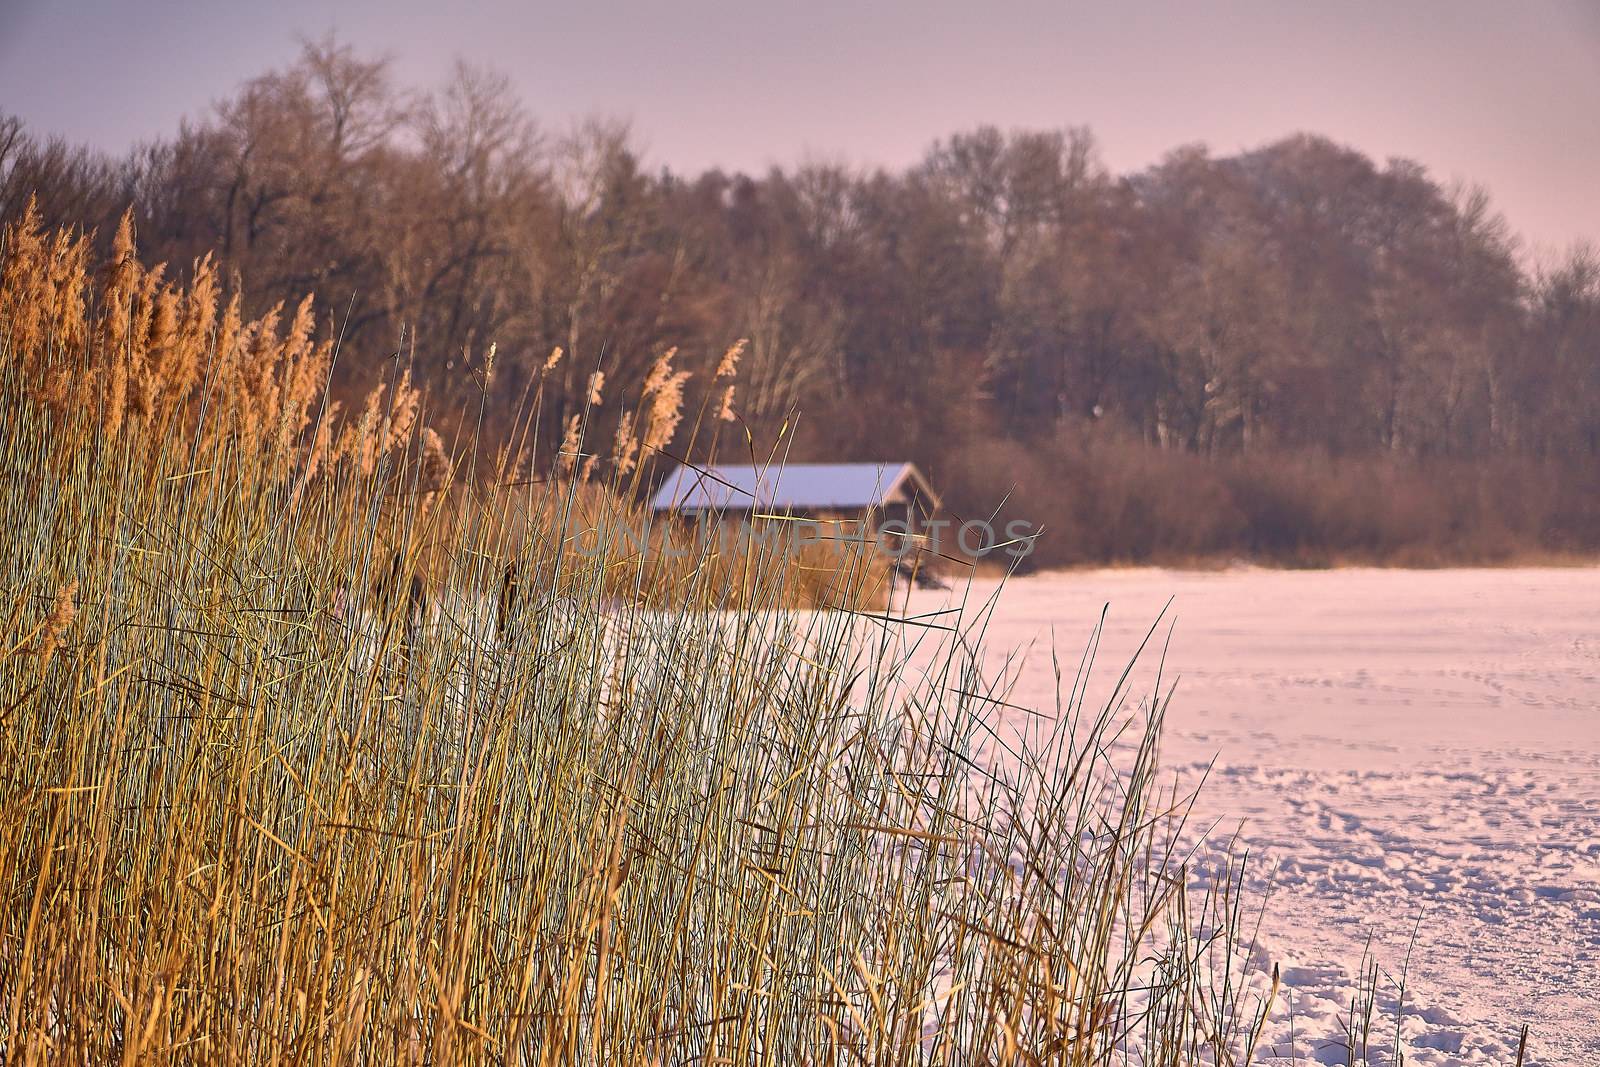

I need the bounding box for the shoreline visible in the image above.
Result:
[958,552,1600,580]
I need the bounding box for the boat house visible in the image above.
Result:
[648,461,941,542]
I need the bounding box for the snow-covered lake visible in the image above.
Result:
[907,567,1600,1066]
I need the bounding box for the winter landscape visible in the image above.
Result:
[3,1,1598,1062]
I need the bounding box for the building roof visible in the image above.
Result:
[649,462,939,513]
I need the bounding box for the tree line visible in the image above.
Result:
[5,39,1597,565]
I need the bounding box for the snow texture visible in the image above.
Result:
[906,567,1600,1066]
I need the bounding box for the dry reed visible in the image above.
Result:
[0,210,1280,1065]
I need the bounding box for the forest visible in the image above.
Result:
[5,38,1597,567]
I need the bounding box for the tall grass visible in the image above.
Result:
[0,210,1277,1063]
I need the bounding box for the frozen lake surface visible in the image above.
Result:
[906,567,1600,1066]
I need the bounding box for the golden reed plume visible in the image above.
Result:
[0,198,425,479]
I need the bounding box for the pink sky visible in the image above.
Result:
[2,0,1597,259]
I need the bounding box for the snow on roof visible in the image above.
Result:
[649,462,937,513]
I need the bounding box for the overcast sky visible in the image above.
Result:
[2,0,1597,258]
